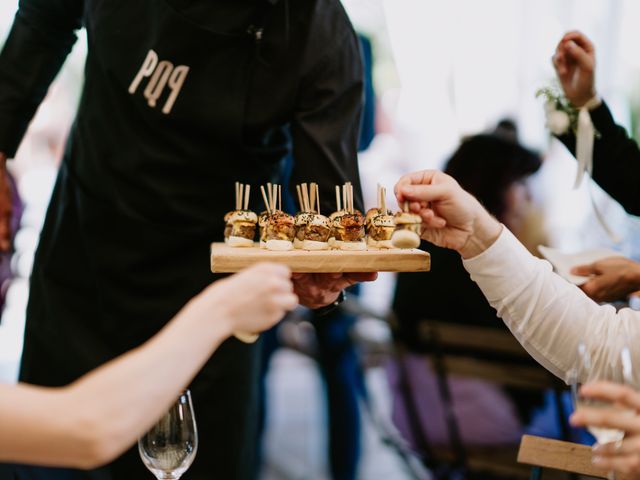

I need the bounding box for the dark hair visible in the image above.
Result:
[444,125,541,221]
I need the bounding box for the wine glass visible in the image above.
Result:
[570,340,634,480]
[139,390,198,479]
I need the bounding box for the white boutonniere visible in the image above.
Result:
[536,86,579,135]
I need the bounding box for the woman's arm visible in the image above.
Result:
[0,263,297,468]
[395,171,640,383]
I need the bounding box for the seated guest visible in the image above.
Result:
[0,263,296,469]
[390,124,546,449]
[553,31,640,215]
[394,170,640,472]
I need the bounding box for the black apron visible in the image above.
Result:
[15,1,290,478]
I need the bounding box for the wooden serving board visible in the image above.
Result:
[210,243,430,273]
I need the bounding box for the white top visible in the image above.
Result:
[462,227,637,384]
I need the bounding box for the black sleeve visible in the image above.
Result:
[0,0,83,158]
[289,24,365,215]
[557,101,640,216]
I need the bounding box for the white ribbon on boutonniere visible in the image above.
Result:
[538,88,621,244]
[574,96,622,243]
[574,106,595,189]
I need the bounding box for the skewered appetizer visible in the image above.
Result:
[334,211,366,250]
[295,182,332,250]
[293,183,312,249]
[365,207,382,228]
[227,211,258,247]
[331,182,365,250]
[302,214,332,250]
[293,212,311,249]
[328,211,348,249]
[391,203,422,249]
[366,185,396,249]
[260,183,295,251]
[265,211,295,251]
[367,214,395,249]
[225,183,256,247]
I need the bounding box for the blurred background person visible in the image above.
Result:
[387,122,583,465]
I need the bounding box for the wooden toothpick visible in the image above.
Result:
[261,185,271,215]
[297,185,304,211]
[335,185,341,212]
[272,184,278,212]
[310,183,316,214]
[342,185,347,213]
[351,184,354,213]
[302,183,310,213]
[315,183,321,215]
[267,183,273,212]
[244,185,251,211]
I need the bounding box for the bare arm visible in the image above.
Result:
[0,263,297,468]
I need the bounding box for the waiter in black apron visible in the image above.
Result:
[0,1,374,478]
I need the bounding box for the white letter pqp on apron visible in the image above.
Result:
[128,49,190,115]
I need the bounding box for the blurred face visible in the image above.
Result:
[502,179,532,232]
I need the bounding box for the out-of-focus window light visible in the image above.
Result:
[346,0,639,257]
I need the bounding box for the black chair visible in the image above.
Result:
[391,316,575,480]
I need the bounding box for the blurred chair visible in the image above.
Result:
[390,317,573,479]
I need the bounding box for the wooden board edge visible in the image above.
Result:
[209,243,431,273]
[517,435,609,478]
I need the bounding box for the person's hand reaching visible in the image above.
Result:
[394,170,502,258]
[553,31,597,108]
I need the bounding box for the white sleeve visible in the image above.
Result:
[462,227,639,384]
